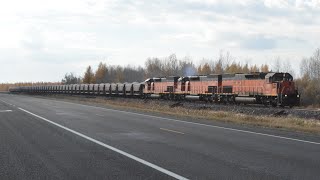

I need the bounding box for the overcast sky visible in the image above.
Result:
[1,0,319,83]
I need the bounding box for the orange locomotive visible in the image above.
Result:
[144,76,180,99]
[144,72,300,107]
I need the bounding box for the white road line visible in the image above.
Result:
[41,99,320,145]
[0,110,12,112]
[18,107,188,180]
[160,128,185,135]
[0,99,13,106]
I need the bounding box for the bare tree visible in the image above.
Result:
[272,57,282,72]
[297,48,320,105]
[282,60,295,77]
[61,73,81,84]
[145,57,163,77]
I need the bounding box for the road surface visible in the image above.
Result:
[0,93,319,180]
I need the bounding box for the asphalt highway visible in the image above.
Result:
[0,93,320,180]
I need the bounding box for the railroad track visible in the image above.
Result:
[19,93,320,120]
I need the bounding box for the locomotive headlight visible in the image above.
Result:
[297,95,300,97]
[285,95,287,97]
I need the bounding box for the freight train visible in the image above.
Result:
[9,72,300,107]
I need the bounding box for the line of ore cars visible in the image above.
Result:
[10,72,300,107]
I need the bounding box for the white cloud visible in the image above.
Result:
[0,0,319,82]
[186,0,255,6]
[264,0,290,8]
[295,0,320,9]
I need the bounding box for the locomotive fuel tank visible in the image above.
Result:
[150,94,161,98]
[185,95,200,100]
[235,97,256,103]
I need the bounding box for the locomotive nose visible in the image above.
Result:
[281,81,295,95]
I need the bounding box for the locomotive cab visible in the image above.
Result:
[144,78,161,92]
[266,73,300,107]
[178,77,190,92]
[144,78,153,91]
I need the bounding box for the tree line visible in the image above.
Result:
[73,52,271,85]
[296,49,320,105]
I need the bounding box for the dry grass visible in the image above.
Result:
[42,95,320,134]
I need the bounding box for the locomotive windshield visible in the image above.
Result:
[271,73,293,82]
[178,77,189,82]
